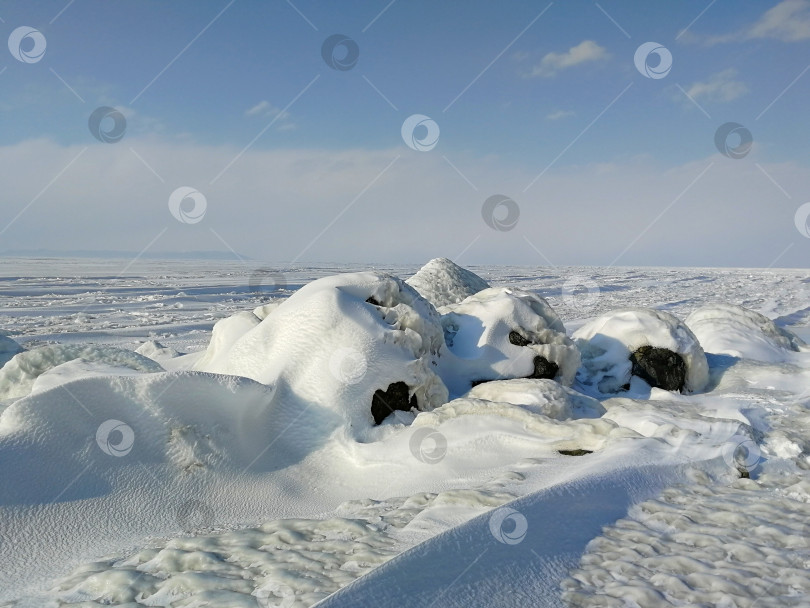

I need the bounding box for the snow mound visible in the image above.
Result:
[573,308,709,394]
[0,335,22,368]
[437,287,580,395]
[0,344,164,403]
[463,378,605,420]
[200,272,448,434]
[135,340,180,361]
[685,303,806,362]
[193,311,261,374]
[405,257,490,308]
[253,301,282,320]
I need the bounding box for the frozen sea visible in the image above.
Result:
[0,257,809,608]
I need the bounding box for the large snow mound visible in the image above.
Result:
[193,311,261,374]
[573,308,709,394]
[0,335,22,368]
[405,257,490,308]
[198,271,449,434]
[0,344,164,403]
[437,287,580,395]
[685,303,806,362]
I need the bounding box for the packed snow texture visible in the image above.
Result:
[1,260,810,607]
[0,344,163,403]
[438,287,581,395]
[686,302,806,361]
[405,257,490,308]
[573,308,709,394]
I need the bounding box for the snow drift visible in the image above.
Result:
[0,334,22,368]
[686,303,806,362]
[573,308,709,394]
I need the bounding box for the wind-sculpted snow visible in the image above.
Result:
[438,287,581,395]
[2,261,810,607]
[0,343,164,403]
[573,308,709,394]
[196,271,448,434]
[406,257,490,308]
[686,302,807,362]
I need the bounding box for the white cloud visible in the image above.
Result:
[244,100,295,130]
[527,40,608,78]
[683,69,749,104]
[546,110,575,121]
[749,0,810,41]
[0,138,807,267]
[681,0,810,44]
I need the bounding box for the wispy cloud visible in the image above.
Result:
[245,100,295,130]
[546,109,575,120]
[524,40,608,78]
[681,0,810,44]
[682,69,749,104]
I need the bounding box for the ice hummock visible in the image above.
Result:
[405,257,490,308]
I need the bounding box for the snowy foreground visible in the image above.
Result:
[0,258,809,608]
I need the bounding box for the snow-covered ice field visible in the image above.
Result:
[1,257,809,607]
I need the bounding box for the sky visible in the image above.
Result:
[0,0,809,267]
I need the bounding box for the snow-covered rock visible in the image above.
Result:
[463,378,605,420]
[0,344,164,403]
[205,272,449,433]
[685,303,806,362]
[573,308,709,394]
[437,287,580,395]
[405,258,489,308]
[0,335,22,368]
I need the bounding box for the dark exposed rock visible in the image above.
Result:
[371,381,417,424]
[558,449,593,456]
[366,297,382,306]
[508,331,531,347]
[629,345,686,392]
[529,355,558,380]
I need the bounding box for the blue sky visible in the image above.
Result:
[1,0,809,267]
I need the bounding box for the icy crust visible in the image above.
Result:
[573,308,709,394]
[437,287,580,395]
[52,485,519,608]
[463,378,605,421]
[0,344,164,403]
[199,272,449,433]
[0,335,22,368]
[562,472,810,608]
[405,257,490,308]
[686,303,806,362]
